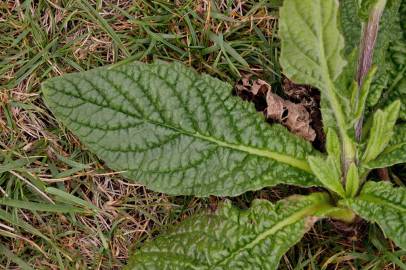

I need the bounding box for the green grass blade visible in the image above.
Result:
[46,187,99,212]
[0,198,86,213]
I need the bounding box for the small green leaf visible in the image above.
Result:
[126,193,333,270]
[42,62,319,197]
[345,163,360,198]
[344,181,406,250]
[350,80,359,112]
[366,123,406,169]
[308,156,345,197]
[362,100,401,163]
[353,66,378,120]
[326,129,341,171]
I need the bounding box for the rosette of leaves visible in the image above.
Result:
[41,0,406,268]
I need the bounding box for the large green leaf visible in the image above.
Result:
[365,124,406,169]
[42,62,319,196]
[279,0,351,137]
[279,0,346,91]
[344,181,406,250]
[126,193,333,270]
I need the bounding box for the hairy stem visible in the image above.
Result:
[355,0,387,141]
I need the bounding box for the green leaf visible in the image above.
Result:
[308,156,345,197]
[326,129,341,171]
[125,193,333,270]
[279,0,354,157]
[365,124,406,169]
[386,78,406,120]
[352,66,377,120]
[340,0,362,56]
[362,100,400,163]
[279,0,346,92]
[345,163,360,198]
[42,62,319,197]
[344,181,406,250]
[402,0,406,37]
[383,41,406,121]
[320,98,338,131]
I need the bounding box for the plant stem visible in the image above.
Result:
[355,0,388,141]
[326,80,356,177]
[324,207,356,223]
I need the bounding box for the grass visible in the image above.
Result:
[0,0,405,269]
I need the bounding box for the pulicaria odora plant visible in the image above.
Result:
[42,0,406,268]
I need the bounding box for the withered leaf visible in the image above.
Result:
[265,91,316,142]
[234,75,317,142]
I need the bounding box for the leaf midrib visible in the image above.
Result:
[192,132,312,173]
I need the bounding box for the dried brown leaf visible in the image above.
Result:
[265,91,316,142]
[235,75,270,96]
[251,79,270,96]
